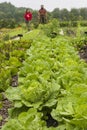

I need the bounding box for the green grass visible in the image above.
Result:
[8,27,41,41]
[1,26,87,42]
[21,29,42,40]
[9,28,26,37]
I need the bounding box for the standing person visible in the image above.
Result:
[24,9,32,31]
[38,5,47,24]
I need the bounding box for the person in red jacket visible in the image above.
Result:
[24,9,32,31]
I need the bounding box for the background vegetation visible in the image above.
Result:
[0,2,87,28]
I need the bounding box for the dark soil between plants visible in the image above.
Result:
[0,93,12,129]
[0,74,18,128]
[79,45,87,62]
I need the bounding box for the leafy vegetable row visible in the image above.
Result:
[2,31,87,130]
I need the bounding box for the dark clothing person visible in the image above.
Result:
[38,5,47,24]
[24,9,32,31]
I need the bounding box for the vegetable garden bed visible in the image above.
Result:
[1,25,87,129]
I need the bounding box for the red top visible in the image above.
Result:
[39,8,46,16]
[24,12,32,21]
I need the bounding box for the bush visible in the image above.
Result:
[3,34,9,41]
[39,19,60,37]
[59,21,70,27]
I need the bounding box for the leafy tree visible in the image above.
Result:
[60,8,70,21]
[51,8,60,19]
[70,8,80,21]
[80,8,87,20]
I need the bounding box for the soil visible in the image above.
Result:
[79,45,87,62]
[0,74,18,128]
[0,93,12,129]
[10,74,18,87]
[0,45,87,129]
[46,113,58,128]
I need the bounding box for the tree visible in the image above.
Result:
[70,8,80,21]
[80,8,87,20]
[51,8,60,19]
[60,9,69,21]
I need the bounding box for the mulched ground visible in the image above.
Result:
[0,74,18,129]
[79,45,87,62]
[0,93,12,129]
[0,45,87,129]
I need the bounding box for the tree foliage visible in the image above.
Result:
[0,2,87,28]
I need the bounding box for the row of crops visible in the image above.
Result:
[0,38,32,125]
[0,39,32,91]
[0,26,87,130]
